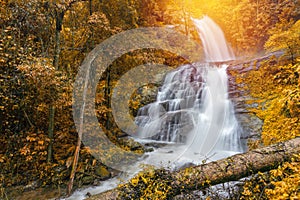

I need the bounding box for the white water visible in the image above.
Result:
[136,15,242,158]
[66,16,243,199]
[193,15,235,62]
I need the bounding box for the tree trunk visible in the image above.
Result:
[171,137,300,195]
[89,0,93,15]
[47,105,55,163]
[47,10,64,163]
[67,133,82,195]
[88,137,300,199]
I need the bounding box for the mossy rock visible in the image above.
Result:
[95,166,111,180]
[82,176,94,185]
[119,137,145,152]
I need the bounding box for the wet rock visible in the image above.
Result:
[175,162,196,170]
[115,130,128,138]
[86,192,92,198]
[144,142,168,148]
[109,168,121,178]
[144,147,154,152]
[227,59,269,145]
[130,80,163,117]
[119,137,144,151]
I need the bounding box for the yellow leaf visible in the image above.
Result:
[131,177,139,187]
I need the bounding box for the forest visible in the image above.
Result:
[0,0,299,199]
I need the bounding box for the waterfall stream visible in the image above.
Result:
[66,16,243,200]
[136,15,242,159]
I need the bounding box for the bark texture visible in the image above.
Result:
[88,137,300,199]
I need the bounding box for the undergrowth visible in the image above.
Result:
[239,56,300,199]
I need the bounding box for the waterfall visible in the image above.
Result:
[136,16,243,160]
[193,15,235,62]
[66,16,244,200]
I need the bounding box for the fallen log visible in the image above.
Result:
[87,137,300,200]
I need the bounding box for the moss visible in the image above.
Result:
[118,168,174,200]
[240,154,300,199]
[95,166,111,180]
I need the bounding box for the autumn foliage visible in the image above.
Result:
[237,22,300,198]
[0,0,299,198]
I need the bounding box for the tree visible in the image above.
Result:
[265,19,300,64]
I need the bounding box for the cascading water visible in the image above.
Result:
[66,16,244,200]
[136,15,243,161]
[193,16,235,63]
